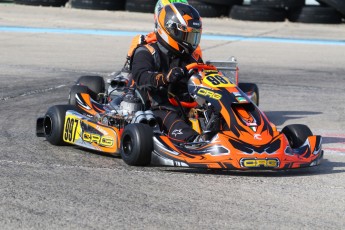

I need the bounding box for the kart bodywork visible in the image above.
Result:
[36,62,323,170]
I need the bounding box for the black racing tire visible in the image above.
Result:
[238,83,259,106]
[316,1,328,7]
[251,0,305,8]
[288,6,343,24]
[188,0,230,17]
[121,123,153,166]
[14,0,68,6]
[198,0,243,6]
[68,85,90,106]
[125,0,156,13]
[316,0,345,17]
[76,75,105,102]
[281,124,313,148]
[44,105,76,146]
[230,5,287,21]
[70,0,126,10]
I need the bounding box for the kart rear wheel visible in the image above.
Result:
[76,75,105,102]
[44,105,76,146]
[281,124,313,148]
[121,123,153,166]
[68,85,91,106]
[238,83,259,106]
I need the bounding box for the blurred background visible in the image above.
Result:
[2,0,344,24]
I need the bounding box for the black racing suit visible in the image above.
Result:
[131,42,202,142]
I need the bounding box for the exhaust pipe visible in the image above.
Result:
[131,110,157,127]
[144,110,157,127]
[131,111,148,124]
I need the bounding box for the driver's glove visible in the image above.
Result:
[166,67,185,83]
[152,67,185,87]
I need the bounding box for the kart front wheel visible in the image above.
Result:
[43,105,76,146]
[282,124,313,148]
[238,83,259,106]
[121,123,153,166]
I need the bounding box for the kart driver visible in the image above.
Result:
[125,0,202,70]
[111,0,202,103]
[131,3,203,142]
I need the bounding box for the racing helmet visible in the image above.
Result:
[154,0,189,30]
[156,3,202,55]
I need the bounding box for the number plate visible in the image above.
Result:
[203,73,234,88]
[63,114,81,144]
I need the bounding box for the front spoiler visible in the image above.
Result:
[150,134,323,170]
[151,150,324,170]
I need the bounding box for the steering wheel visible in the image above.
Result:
[167,63,217,108]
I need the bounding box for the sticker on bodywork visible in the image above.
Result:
[63,114,81,144]
[63,113,115,148]
[197,88,222,100]
[203,74,234,88]
[240,158,280,168]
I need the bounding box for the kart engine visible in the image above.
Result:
[120,92,142,115]
[96,88,156,129]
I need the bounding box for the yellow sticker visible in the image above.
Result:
[241,159,279,168]
[203,74,234,88]
[63,114,81,144]
[82,131,114,147]
[197,88,222,100]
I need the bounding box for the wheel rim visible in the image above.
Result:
[122,135,133,156]
[44,116,53,136]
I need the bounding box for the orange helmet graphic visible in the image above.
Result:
[154,0,189,30]
[156,3,202,55]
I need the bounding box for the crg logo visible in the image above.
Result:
[240,158,279,168]
[82,131,114,147]
[197,88,222,100]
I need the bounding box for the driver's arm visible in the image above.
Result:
[131,48,165,88]
[132,48,184,88]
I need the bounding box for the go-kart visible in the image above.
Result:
[36,63,323,170]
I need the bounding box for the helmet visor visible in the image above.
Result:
[166,22,201,49]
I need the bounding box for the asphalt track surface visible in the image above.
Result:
[1,4,345,230]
